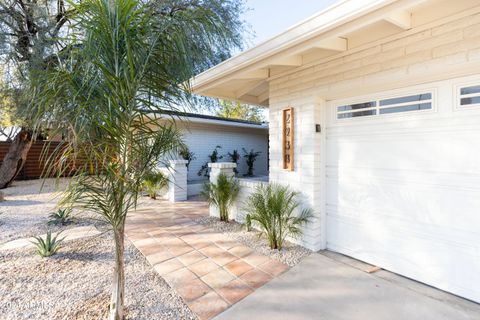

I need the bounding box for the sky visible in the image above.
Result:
[243,0,338,47]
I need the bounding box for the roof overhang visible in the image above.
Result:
[191,0,444,107]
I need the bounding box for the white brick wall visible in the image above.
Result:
[267,10,480,251]
[177,122,268,182]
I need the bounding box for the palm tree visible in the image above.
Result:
[30,0,245,319]
[201,173,240,222]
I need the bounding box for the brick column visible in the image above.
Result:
[168,160,188,202]
[208,162,237,218]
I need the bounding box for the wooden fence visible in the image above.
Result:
[0,141,82,180]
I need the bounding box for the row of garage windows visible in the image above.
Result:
[337,84,480,119]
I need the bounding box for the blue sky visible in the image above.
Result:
[243,0,338,47]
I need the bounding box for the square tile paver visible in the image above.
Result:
[153,258,184,276]
[224,259,254,277]
[258,259,289,277]
[178,250,206,266]
[211,252,238,266]
[187,291,229,320]
[201,268,235,289]
[216,278,254,304]
[176,278,212,302]
[242,252,271,266]
[240,269,272,289]
[188,259,221,277]
[228,245,253,258]
[163,267,198,288]
[146,251,174,266]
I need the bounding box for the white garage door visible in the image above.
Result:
[325,76,480,303]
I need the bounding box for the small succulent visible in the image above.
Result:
[48,208,74,225]
[32,231,65,257]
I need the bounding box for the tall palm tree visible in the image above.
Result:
[31,0,244,319]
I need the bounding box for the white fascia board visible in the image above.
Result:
[192,0,396,92]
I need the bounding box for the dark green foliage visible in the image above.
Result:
[179,147,196,169]
[244,183,313,250]
[32,230,64,257]
[48,208,74,225]
[201,173,240,222]
[227,149,240,174]
[245,213,252,231]
[242,148,261,177]
[198,145,223,177]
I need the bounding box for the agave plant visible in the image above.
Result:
[48,208,74,225]
[142,171,168,200]
[201,173,240,222]
[32,231,65,257]
[244,183,313,250]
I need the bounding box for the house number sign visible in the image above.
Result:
[283,107,294,171]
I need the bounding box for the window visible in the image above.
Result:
[337,102,376,119]
[379,93,432,115]
[459,85,480,107]
[337,92,433,119]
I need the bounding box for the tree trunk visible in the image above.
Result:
[0,129,33,189]
[109,223,125,320]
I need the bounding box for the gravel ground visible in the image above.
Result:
[0,179,197,320]
[195,216,311,267]
[0,232,197,320]
[0,178,104,245]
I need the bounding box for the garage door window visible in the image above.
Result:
[337,102,376,119]
[460,85,480,107]
[337,92,432,119]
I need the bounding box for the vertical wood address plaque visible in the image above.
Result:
[283,107,294,171]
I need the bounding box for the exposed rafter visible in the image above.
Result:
[312,37,348,51]
[235,80,265,99]
[258,91,270,104]
[268,55,303,67]
[384,10,411,30]
[236,69,269,80]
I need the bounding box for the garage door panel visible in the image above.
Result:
[327,216,480,302]
[327,133,480,174]
[325,78,480,303]
[326,173,480,232]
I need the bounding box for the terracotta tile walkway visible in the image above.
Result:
[125,199,289,320]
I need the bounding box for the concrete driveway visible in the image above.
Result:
[215,252,480,320]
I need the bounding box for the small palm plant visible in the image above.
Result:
[32,231,65,257]
[242,148,261,177]
[244,183,313,250]
[201,173,240,222]
[142,171,168,200]
[48,208,74,225]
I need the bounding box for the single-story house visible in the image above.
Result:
[155,112,268,195]
[192,0,480,303]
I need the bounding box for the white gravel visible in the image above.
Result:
[0,179,197,320]
[0,233,197,320]
[0,178,105,245]
[195,216,311,267]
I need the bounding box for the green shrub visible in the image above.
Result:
[198,145,223,177]
[227,149,240,174]
[244,183,313,250]
[142,171,168,200]
[32,231,64,257]
[201,173,240,222]
[179,147,196,169]
[242,148,261,177]
[48,208,74,225]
